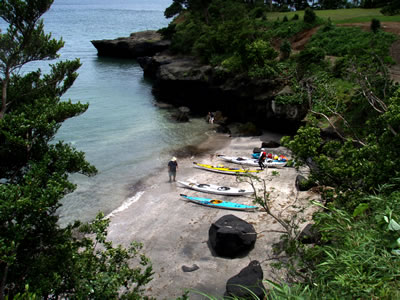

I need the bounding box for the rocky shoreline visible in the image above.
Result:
[91,30,307,134]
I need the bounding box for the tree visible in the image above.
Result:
[280,39,292,60]
[164,0,212,24]
[0,1,153,298]
[164,0,185,18]
[303,7,316,24]
[370,18,381,33]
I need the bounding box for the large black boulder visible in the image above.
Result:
[225,260,266,299]
[208,214,256,258]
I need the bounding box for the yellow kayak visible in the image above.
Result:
[193,162,262,175]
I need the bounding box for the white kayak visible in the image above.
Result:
[178,181,254,196]
[218,155,287,169]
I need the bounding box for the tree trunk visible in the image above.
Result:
[0,71,9,120]
[0,264,8,300]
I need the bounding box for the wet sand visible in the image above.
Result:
[106,132,320,299]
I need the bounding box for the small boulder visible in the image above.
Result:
[296,175,312,191]
[171,106,190,122]
[209,215,257,258]
[299,224,321,244]
[225,260,266,299]
[261,140,280,148]
[215,124,231,134]
[181,264,199,272]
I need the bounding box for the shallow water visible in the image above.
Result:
[1,0,214,226]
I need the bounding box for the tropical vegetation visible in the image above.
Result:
[0,0,153,298]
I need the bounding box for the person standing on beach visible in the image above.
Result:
[168,157,178,182]
[258,150,266,170]
[209,112,214,124]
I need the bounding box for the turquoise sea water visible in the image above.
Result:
[3,0,213,226]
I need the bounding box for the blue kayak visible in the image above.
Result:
[180,194,257,212]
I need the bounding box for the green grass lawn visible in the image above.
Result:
[267,8,400,23]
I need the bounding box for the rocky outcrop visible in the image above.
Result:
[91,30,170,58]
[208,214,257,258]
[138,51,307,132]
[92,30,308,132]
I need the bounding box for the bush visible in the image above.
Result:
[304,7,316,24]
[251,6,265,18]
[283,15,288,22]
[280,39,292,60]
[381,0,400,16]
[157,23,176,40]
[297,47,325,67]
[370,18,381,33]
[221,53,243,73]
[292,14,299,20]
[307,26,397,57]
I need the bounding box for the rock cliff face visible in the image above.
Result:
[91,31,170,58]
[92,30,308,133]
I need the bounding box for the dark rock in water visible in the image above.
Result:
[179,106,190,113]
[181,264,200,272]
[215,124,231,134]
[228,122,262,137]
[299,224,321,244]
[261,140,280,148]
[91,30,170,58]
[171,106,190,122]
[209,214,256,258]
[225,260,266,299]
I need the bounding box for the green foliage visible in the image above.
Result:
[0,1,153,298]
[280,39,291,60]
[267,191,400,298]
[370,17,381,33]
[157,23,176,40]
[245,39,279,79]
[165,0,324,80]
[221,53,243,73]
[296,47,327,77]
[164,0,184,18]
[303,7,316,24]
[281,126,322,161]
[267,8,400,24]
[66,213,153,299]
[380,0,400,15]
[307,24,397,58]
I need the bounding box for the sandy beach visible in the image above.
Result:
[106,131,320,299]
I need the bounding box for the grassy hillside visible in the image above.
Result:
[268,8,400,23]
